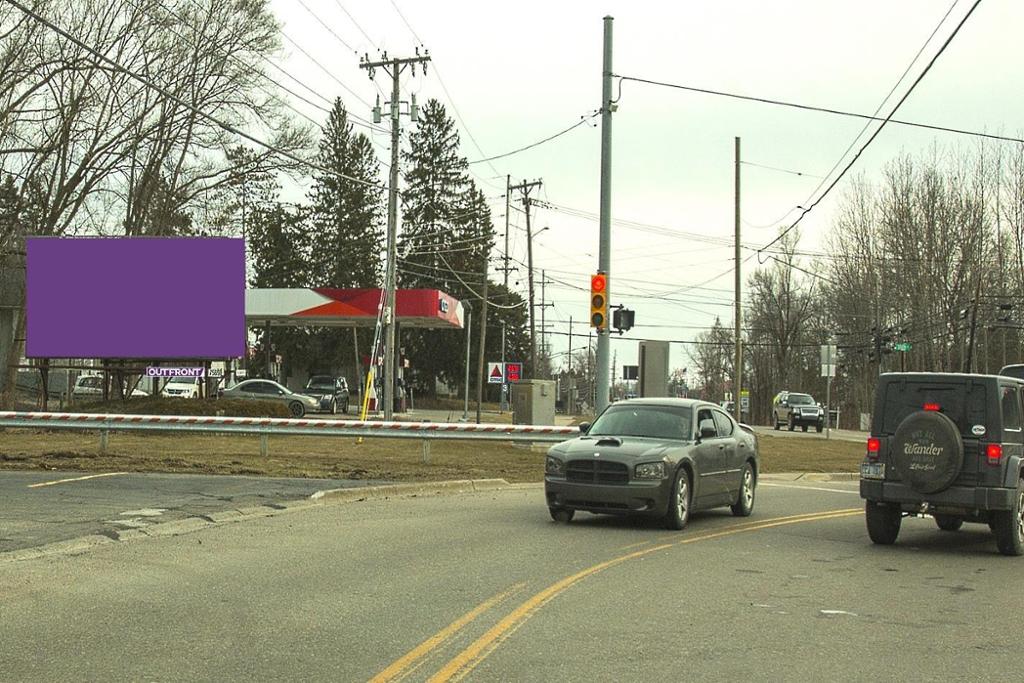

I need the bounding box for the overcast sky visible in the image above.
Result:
[265,0,1022,385]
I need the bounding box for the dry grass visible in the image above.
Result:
[0,429,863,482]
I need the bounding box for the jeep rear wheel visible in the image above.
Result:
[992,478,1024,557]
[865,501,901,545]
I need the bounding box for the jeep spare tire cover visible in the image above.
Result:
[892,410,964,494]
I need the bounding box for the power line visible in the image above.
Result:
[4,0,384,190]
[756,0,983,256]
[740,160,823,179]
[614,18,1012,147]
[147,0,342,136]
[468,113,598,165]
[331,0,378,50]
[279,29,372,111]
[295,0,357,53]
[388,0,423,45]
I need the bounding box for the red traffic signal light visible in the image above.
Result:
[590,273,608,328]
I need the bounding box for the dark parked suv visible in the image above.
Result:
[300,375,350,414]
[860,372,1024,556]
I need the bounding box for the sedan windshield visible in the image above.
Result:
[307,376,333,386]
[788,394,814,405]
[588,404,692,440]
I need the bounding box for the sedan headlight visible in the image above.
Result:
[634,462,666,480]
[545,456,565,476]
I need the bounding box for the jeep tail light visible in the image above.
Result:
[867,437,881,462]
[986,443,1003,466]
[923,403,941,412]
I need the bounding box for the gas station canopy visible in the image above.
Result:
[245,288,464,329]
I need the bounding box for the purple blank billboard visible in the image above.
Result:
[27,237,245,358]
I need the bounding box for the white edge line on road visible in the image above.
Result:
[27,472,128,489]
[761,482,860,495]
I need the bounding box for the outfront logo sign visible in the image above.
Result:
[146,367,206,378]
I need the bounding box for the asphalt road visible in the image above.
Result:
[0,471,387,553]
[1,477,1019,682]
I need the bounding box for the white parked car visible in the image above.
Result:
[160,376,201,398]
[72,375,148,400]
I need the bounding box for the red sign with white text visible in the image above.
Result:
[506,362,522,382]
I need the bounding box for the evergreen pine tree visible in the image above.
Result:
[307,99,384,288]
[398,99,493,393]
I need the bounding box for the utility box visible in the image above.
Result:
[639,340,670,397]
[512,380,556,425]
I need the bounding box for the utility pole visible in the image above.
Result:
[360,49,430,421]
[474,255,490,424]
[596,16,614,414]
[733,137,742,424]
[539,268,554,378]
[568,315,574,413]
[462,305,471,421]
[510,178,543,378]
[501,175,512,290]
[500,321,507,412]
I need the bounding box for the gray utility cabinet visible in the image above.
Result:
[511,380,556,426]
[639,340,670,397]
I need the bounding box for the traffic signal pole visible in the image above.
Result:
[734,137,742,424]
[595,16,614,414]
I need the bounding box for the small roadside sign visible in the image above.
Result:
[506,362,523,382]
[892,342,912,352]
[487,362,503,384]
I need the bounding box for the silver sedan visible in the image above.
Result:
[221,379,320,417]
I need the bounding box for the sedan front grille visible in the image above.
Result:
[566,459,629,485]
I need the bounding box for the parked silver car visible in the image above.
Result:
[221,379,319,417]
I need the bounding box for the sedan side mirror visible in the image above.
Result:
[699,419,716,439]
[578,422,591,434]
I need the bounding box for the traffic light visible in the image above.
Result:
[612,307,634,333]
[590,273,608,329]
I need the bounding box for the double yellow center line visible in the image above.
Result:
[374,507,862,682]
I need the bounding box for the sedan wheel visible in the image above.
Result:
[731,463,755,517]
[289,401,305,418]
[664,469,691,530]
[330,399,338,415]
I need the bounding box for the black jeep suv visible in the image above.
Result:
[860,372,1024,556]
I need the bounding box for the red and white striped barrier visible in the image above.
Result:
[0,411,579,442]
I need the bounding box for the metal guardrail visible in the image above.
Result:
[0,411,579,460]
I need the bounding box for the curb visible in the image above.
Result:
[761,472,859,482]
[1,478,519,563]
[309,478,513,503]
